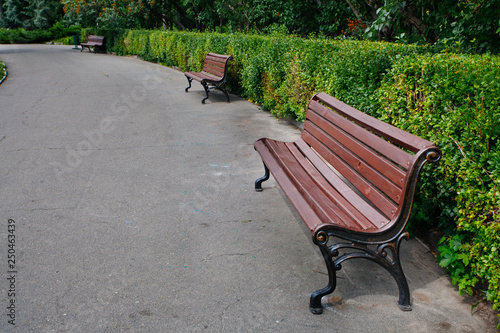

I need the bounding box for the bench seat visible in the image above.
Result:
[81,35,105,53]
[184,53,232,104]
[254,92,441,314]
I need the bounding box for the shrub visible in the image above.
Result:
[106,30,426,118]
[376,54,500,322]
[0,25,80,44]
[0,28,51,43]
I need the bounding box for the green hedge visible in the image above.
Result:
[107,30,428,121]
[376,53,500,317]
[0,24,81,44]
[89,29,500,325]
[0,29,52,44]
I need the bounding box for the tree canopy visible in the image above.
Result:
[1,0,500,53]
[1,0,63,29]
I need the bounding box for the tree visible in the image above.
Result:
[24,0,50,29]
[362,0,500,53]
[2,0,23,28]
[60,0,500,53]
[1,0,63,29]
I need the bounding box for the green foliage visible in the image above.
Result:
[0,23,80,44]
[107,29,426,120]
[363,0,500,54]
[0,60,5,78]
[1,0,63,30]
[2,0,24,28]
[48,22,80,39]
[376,53,500,325]
[0,28,51,43]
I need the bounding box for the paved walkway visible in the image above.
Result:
[0,44,497,332]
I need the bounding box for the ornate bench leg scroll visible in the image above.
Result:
[310,231,338,314]
[331,233,412,312]
[255,163,270,192]
[185,77,193,92]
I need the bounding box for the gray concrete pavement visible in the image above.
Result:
[0,44,497,332]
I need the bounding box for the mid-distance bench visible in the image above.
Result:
[254,92,441,314]
[81,35,105,53]
[184,53,232,104]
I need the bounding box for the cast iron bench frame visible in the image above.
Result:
[254,92,441,314]
[81,35,105,53]
[184,53,232,104]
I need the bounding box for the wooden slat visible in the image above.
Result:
[306,109,406,186]
[301,132,399,219]
[205,59,225,67]
[293,138,393,225]
[203,63,225,77]
[264,140,352,228]
[254,140,325,232]
[314,92,434,153]
[186,71,221,83]
[303,122,402,205]
[286,142,388,230]
[308,100,413,169]
[297,135,398,219]
[206,53,231,61]
[256,138,389,232]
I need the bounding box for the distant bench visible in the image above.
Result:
[81,35,105,53]
[184,53,232,104]
[254,92,441,314]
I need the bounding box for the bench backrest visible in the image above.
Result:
[303,92,441,236]
[201,53,232,79]
[87,35,104,44]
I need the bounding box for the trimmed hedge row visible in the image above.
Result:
[95,29,498,324]
[107,30,428,120]
[375,54,500,317]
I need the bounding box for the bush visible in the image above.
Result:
[48,23,81,40]
[106,29,427,120]
[0,24,81,44]
[376,53,500,322]
[0,28,51,44]
[0,61,6,80]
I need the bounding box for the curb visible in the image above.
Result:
[0,61,7,85]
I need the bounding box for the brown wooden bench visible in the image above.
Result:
[81,35,105,53]
[184,53,232,104]
[254,92,442,314]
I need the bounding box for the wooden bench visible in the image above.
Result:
[254,92,441,314]
[81,35,105,53]
[184,53,232,104]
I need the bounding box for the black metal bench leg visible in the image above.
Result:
[255,163,270,192]
[220,84,230,102]
[394,262,411,311]
[201,82,210,104]
[185,77,192,92]
[381,234,412,311]
[310,241,338,314]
